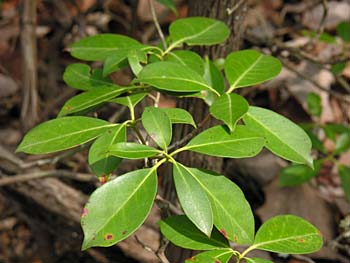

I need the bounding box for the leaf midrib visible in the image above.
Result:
[187,137,263,149]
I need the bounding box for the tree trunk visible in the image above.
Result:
[163,1,247,262]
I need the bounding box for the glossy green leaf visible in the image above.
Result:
[169,17,230,46]
[307,92,322,117]
[70,34,143,61]
[108,142,160,159]
[203,57,225,95]
[160,108,196,127]
[225,50,282,90]
[136,62,217,94]
[279,160,322,187]
[338,165,350,201]
[167,50,204,75]
[185,249,234,263]
[244,106,313,167]
[337,22,350,42]
[334,132,350,155]
[187,168,255,244]
[103,52,129,77]
[173,163,213,236]
[17,117,114,154]
[157,0,177,14]
[142,107,172,149]
[82,168,157,249]
[210,94,249,132]
[159,215,229,250]
[252,215,323,254]
[186,125,265,158]
[246,258,273,263]
[63,63,116,91]
[128,49,143,76]
[58,87,128,117]
[88,124,126,176]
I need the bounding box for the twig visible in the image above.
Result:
[135,235,170,263]
[0,169,97,187]
[292,255,316,263]
[149,0,167,49]
[316,0,328,37]
[226,0,245,15]
[155,194,182,215]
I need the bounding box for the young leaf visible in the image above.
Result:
[203,57,225,95]
[142,107,172,149]
[337,22,350,42]
[160,108,196,127]
[185,125,265,158]
[252,215,323,254]
[279,161,322,187]
[338,165,350,201]
[173,163,213,236]
[334,132,350,155]
[58,87,128,117]
[88,124,126,176]
[307,92,322,117]
[136,62,218,94]
[185,249,234,263]
[167,50,204,75]
[159,215,229,250]
[108,142,160,159]
[70,34,143,61]
[243,106,313,167]
[63,63,116,91]
[81,168,157,249]
[17,117,115,154]
[246,258,273,263]
[157,0,177,15]
[209,94,249,132]
[169,17,230,46]
[188,168,255,245]
[225,50,282,90]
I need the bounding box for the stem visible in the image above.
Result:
[131,123,147,145]
[239,245,257,259]
[161,41,181,57]
[149,0,167,49]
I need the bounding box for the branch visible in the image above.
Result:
[149,0,167,49]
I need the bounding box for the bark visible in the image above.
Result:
[163,1,247,262]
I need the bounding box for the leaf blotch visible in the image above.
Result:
[298,238,305,243]
[104,233,114,240]
[81,207,88,218]
[219,228,229,239]
[186,256,197,261]
[122,230,128,235]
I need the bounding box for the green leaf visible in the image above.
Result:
[110,92,146,107]
[307,92,322,117]
[70,34,143,61]
[331,62,346,75]
[108,142,160,159]
[17,117,114,154]
[279,160,322,187]
[302,30,336,43]
[159,215,229,250]
[128,49,144,76]
[103,52,129,77]
[224,50,282,90]
[81,168,157,249]
[160,108,196,127]
[185,249,234,263]
[303,128,325,153]
[338,165,350,201]
[210,94,249,132]
[63,63,116,91]
[252,215,323,254]
[203,57,225,95]
[337,22,350,42]
[187,168,255,244]
[142,107,172,149]
[136,62,217,94]
[334,132,350,155]
[169,17,230,46]
[244,106,313,167]
[58,87,128,117]
[173,163,213,236]
[157,0,177,14]
[246,258,273,263]
[186,125,265,158]
[88,124,126,176]
[323,124,349,141]
[167,50,204,75]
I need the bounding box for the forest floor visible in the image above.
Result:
[0,0,349,263]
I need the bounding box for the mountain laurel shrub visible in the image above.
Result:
[17,17,323,263]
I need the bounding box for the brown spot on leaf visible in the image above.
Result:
[298,238,305,243]
[122,230,127,235]
[233,234,238,242]
[219,228,228,239]
[99,175,108,185]
[81,207,88,217]
[215,260,221,263]
[65,106,73,110]
[104,233,114,240]
[186,256,196,261]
